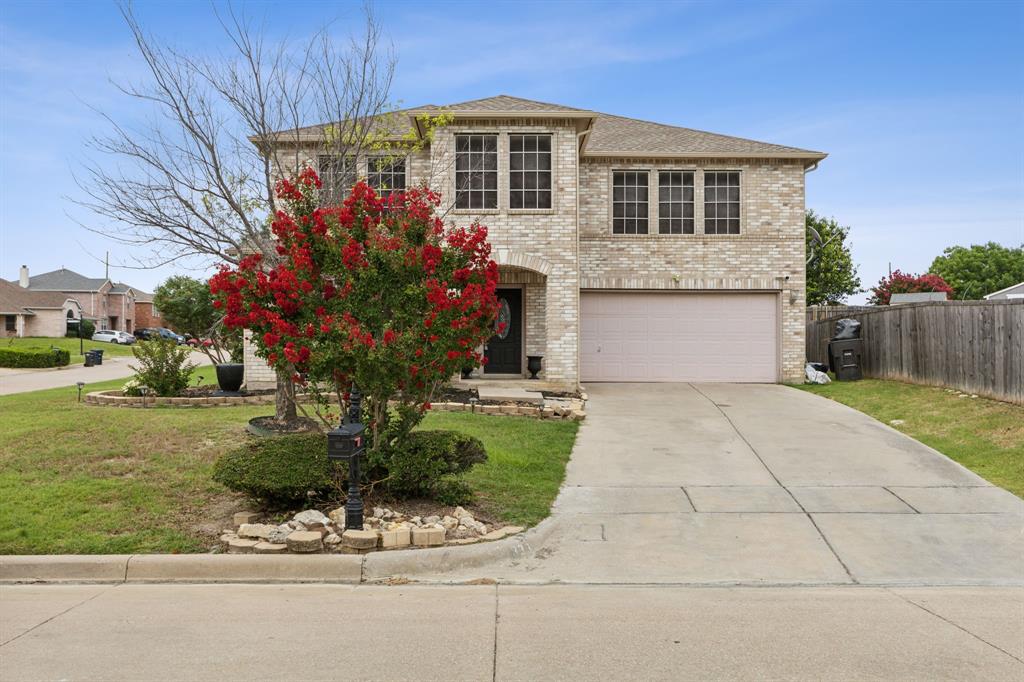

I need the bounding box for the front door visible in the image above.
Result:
[484,288,522,374]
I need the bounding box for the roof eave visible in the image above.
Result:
[581,151,828,163]
[407,109,597,120]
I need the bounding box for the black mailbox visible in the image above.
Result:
[327,423,365,462]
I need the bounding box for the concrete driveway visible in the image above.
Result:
[387,383,1023,586]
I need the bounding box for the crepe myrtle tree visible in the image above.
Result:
[210,168,501,451]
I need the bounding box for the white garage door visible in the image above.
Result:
[581,292,779,382]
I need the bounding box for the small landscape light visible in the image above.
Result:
[76,381,85,403]
[469,396,479,413]
[140,385,151,408]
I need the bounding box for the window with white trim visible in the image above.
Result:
[455,134,498,209]
[703,171,740,234]
[509,134,552,209]
[367,156,406,196]
[318,155,356,205]
[612,171,649,234]
[658,171,694,234]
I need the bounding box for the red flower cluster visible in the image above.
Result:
[868,269,954,305]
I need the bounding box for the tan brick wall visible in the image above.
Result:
[243,329,277,390]
[578,157,807,383]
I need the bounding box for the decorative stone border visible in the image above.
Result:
[430,400,585,420]
[85,390,275,408]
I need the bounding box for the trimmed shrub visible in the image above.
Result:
[129,338,196,396]
[0,347,70,368]
[213,433,340,506]
[385,430,487,504]
[65,318,95,339]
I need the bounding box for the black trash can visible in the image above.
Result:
[84,351,97,367]
[92,349,104,365]
[828,338,863,381]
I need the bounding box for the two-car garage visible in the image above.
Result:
[580,292,779,383]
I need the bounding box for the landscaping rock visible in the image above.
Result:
[380,527,411,549]
[227,538,259,554]
[233,511,260,526]
[237,523,277,540]
[293,510,330,527]
[285,531,323,553]
[424,515,441,525]
[342,529,379,550]
[323,533,342,546]
[442,516,459,531]
[267,525,292,544]
[253,542,288,554]
[453,506,471,520]
[328,507,345,525]
[412,526,445,547]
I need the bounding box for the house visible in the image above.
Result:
[17,266,139,333]
[246,95,825,388]
[984,282,1024,301]
[133,290,163,329]
[890,292,949,305]
[0,278,84,338]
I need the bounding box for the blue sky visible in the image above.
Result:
[1,0,1022,302]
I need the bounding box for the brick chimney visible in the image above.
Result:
[19,265,29,288]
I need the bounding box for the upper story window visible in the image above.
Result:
[704,171,740,234]
[658,171,694,234]
[455,134,498,210]
[318,155,356,206]
[368,156,406,196]
[612,170,649,234]
[509,134,552,209]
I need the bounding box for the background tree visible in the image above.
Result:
[76,4,395,422]
[928,242,1024,299]
[867,270,954,305]
[153,275,240,364]
[805,209,861,305]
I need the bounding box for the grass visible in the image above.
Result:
[0,376,579,554]
[797,379,1023,497]
[3,336,136,365]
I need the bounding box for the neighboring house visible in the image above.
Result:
[0,278,84,338]
[890,292,949,305]
[18,266,139,333]
[247,95,826,388]
[984,282,1024,301]
[134,290,163,329]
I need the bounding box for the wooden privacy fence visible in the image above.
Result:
[806,300,1024,404]
[806,305,874,322]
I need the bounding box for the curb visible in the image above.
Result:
[0,525,551,585]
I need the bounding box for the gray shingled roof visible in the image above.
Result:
[278,95,824,160]
[0,279,77,314]
[28,268,108,292]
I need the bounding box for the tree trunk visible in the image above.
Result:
[275,369,297,422]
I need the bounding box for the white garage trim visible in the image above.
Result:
[580,291,780,383]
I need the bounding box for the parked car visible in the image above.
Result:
[92,330,136,345]
[135,327,186,344]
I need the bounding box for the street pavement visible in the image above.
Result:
[1,583,1021,680]
[0,350,210,395]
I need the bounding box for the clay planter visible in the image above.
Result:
[215,363,244,394]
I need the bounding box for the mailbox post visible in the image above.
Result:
[327,385,366,531]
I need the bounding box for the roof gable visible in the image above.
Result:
[28,268,109,292]
[0,278,81,314]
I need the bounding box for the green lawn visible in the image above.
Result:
[797,379,1023,497]
[3,336,136,365]
[0,375,578,554]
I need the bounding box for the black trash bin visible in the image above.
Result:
[84,351,97,367]
[827,318,863,381]
[92,349,104,365]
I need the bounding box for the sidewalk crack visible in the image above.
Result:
[491,584,500,682]
[0,585,115,648]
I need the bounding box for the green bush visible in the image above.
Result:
[213,433,339,506]
[65,318,95,339]
[0,346,70,368]
[129,338,196,396]
[385,430,487,504]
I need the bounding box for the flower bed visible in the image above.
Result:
[219,505,524,554]
[85,389,274,407]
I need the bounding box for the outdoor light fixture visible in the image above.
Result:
[326,385,366,531]
[469,396,479,413]
[139,385,151,408]
[76,381,85,403]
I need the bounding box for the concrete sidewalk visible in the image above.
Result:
[0,351,210,395]
[1,583,1020,680]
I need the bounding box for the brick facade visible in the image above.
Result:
[246,104,814,388]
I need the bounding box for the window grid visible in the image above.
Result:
[455,134,498,210]
[509,134,552,209]
[367,156,406,197]
[658,171,695,234]
[612,171,649,234]
[703,171,740,234]
[318,155,356,206]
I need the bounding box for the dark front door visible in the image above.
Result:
[485,288,522,374]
